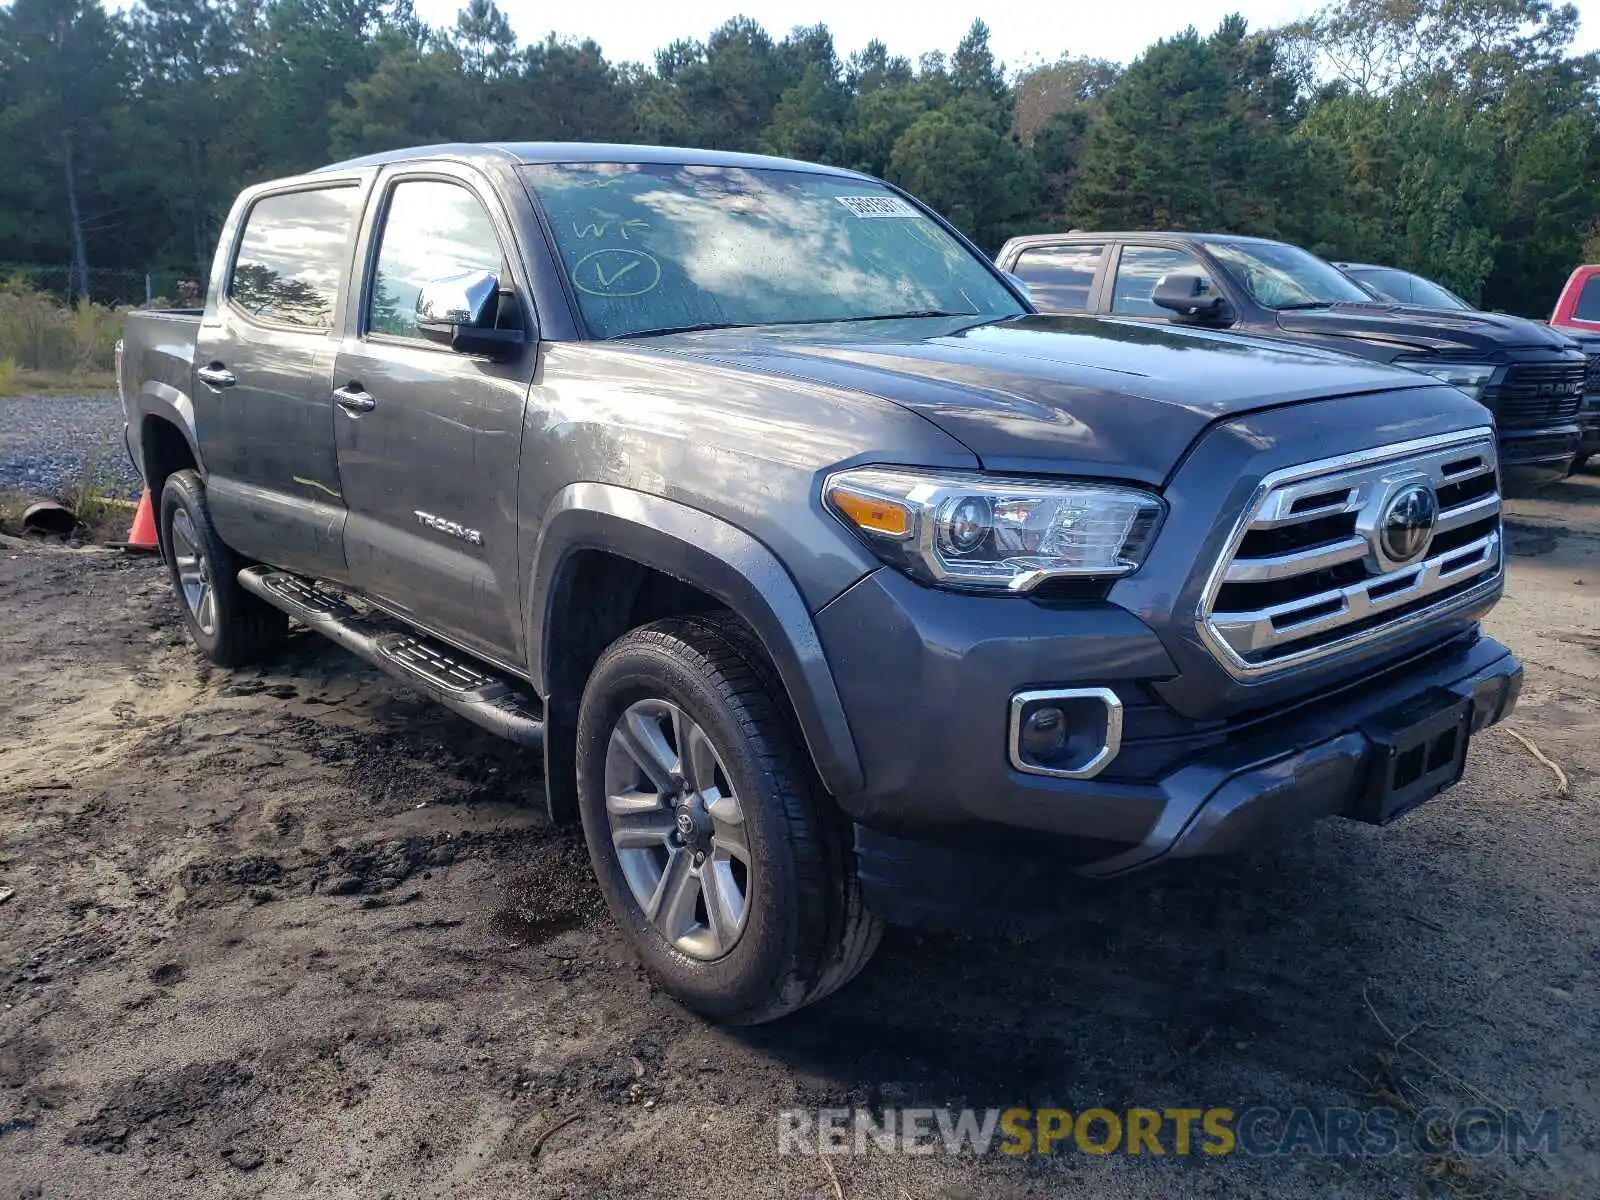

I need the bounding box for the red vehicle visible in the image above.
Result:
[1550,265,1600,471]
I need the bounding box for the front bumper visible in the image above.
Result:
[1578,394,1600,456]
[811,399,1523,927]
[1497,424,1580,490]
[817,566,1521,924]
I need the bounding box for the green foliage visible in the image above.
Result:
[1,0,1598,315]
[0,284,122,374]
[450,0,515,80]
[58,439,125,530]
[764,62,850,164]
[330,46,474,156]
[888,107,1038,250]
[1070,20,1322,242]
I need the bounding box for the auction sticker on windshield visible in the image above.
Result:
[836,195,917,218]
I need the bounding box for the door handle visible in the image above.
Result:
[196,363,236,389]
[334,383,375,414]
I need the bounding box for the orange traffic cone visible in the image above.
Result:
[126,487,160,552]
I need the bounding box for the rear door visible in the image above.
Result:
[195,178,367,580]
[330,164,536,667]
[1005,242,1108,314]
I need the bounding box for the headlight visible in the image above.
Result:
[1397,359,1498,400]
[824,468,1163,592]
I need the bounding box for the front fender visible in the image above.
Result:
[528,482,865,796]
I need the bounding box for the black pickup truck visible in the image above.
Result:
[119,144,1522,1023]
[998,231,1587,488]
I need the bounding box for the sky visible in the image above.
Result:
[409,0,1600,69]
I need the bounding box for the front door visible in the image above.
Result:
[331,167,534,667]
[1103,243,1220,322]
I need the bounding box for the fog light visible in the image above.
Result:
[1020,706,1067,759]
[1008,687,1124,780]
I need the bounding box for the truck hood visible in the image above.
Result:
[1274,301,1574,356]
[1552,323,1600,354]
[638,314,1445,482]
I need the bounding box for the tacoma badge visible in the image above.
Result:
[414,510,484,546]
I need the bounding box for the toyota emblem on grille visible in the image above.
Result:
[1378,483,1438,563]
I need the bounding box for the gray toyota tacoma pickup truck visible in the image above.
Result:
[119,143,1523,1024]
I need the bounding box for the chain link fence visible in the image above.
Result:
[1,265,206,308]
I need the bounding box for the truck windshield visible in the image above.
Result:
[522,163,1026,338]
[1406,275,1473,311]
[1205,240,1372,311]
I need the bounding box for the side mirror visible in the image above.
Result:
[415,269,525,360]
[1152,273,1228,322]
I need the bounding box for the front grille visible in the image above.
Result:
[1485,361,1585,429]
[1198,430,1503,678]
[1587,353,1600,395]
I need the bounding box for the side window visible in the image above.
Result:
[1575,275,1600,322]
[1010,244,1104,312]
[1111,246,1212,316]
[229,187,359,329]
[368,180,508,340]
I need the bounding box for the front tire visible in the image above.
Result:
[576,614,881,1024]
[159,470,287,668]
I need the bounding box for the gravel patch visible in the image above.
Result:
[0,394,142,498]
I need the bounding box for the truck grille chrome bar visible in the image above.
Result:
[1198,429,1504,678]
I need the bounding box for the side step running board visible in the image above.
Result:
[238,567,544,748]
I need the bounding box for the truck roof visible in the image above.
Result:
[316,141,867,178]
[1011,231,1285,245]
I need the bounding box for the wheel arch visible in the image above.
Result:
[138,392,202,494]
[140,411,201,560]
[527,484,865,822]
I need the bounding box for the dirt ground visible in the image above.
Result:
[1,476,1597,1200]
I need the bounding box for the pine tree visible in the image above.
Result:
[0,0,131,294]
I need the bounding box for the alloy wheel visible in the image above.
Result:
[603,698,752,960]
[169,509,217,636]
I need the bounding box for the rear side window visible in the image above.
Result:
[228,187,359,329]
[1112,245,1213,315]
[1009,244,1104,312]
[367,180,506,340]
[1576,275,1600,322]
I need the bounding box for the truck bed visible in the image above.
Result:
[119,310,200,401]
[118,308,202,481]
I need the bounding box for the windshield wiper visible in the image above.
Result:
[611,322,755,339]
[1274,301,1336,311]
[612,311,980,339]
[827,309,979,322]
